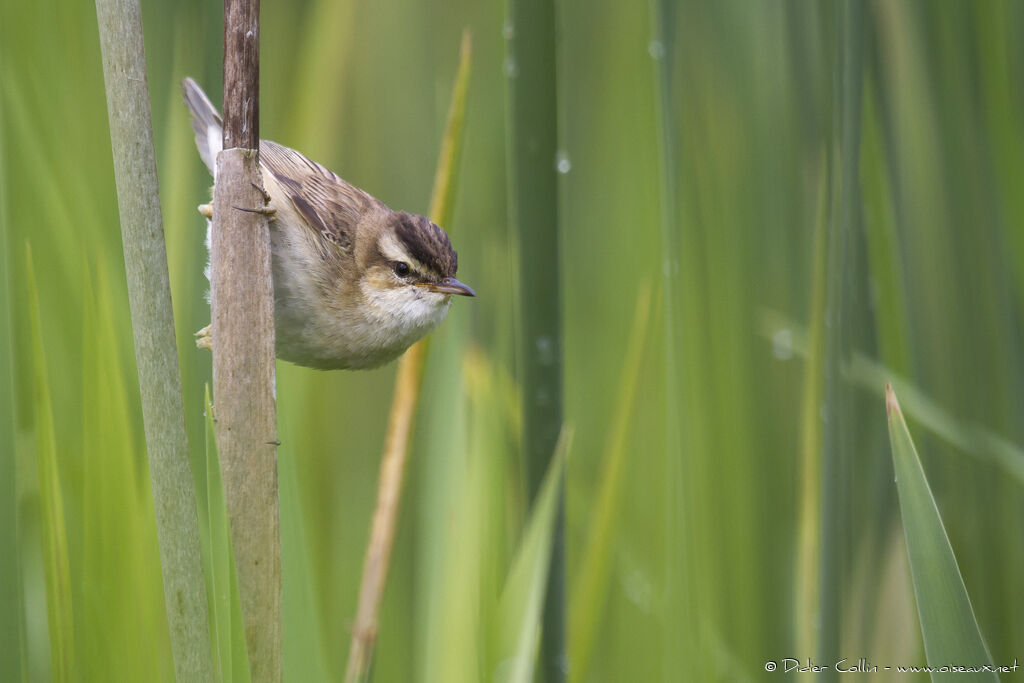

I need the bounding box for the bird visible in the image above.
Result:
[182,78,474,370]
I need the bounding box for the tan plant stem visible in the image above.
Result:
[213,0,281,680]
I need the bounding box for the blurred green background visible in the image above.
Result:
[3,0,1024,681]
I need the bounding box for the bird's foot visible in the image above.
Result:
[233,203,277,216]
[252,182,273,204]
[231,182,276,215]
[195,324,212,351]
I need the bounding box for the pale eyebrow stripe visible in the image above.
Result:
[378,233,428,273]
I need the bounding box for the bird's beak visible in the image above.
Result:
[418,277,476,297]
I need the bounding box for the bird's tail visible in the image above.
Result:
[181,77,223,177]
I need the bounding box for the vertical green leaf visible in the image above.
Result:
[860,81,910,375]
[794,163,828,655]
[647,1,688,678]
[25,245,74,682]
[492,430,569,683]
[0,82,25,683]
[886,384,998,682]
[820,1,864,674]
[412,313,472,683]
[568,285,651,681]
[505,0,564,677]
[79,259,174,682]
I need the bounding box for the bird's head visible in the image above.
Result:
[358,210,474,328]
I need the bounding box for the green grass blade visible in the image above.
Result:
[25,245,74,682]
[647,0,686,671]
[428,29,472,227]
[860,79,910,375]
[79,259,174,681]
[505,0,564,676]
[886,384,998,682]
[820,2,865,674]
[568,284,651,682]
[794,159,828,655]
[0,83,25,683]
[421,336,484,683]
[462,346,521,679]
[858,365,1024,487]
[492,429,570,683]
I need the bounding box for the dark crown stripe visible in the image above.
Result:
[394,213,458,278]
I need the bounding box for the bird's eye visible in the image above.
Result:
[393,261,411,277]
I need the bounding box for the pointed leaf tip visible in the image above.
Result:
[885,382,900,417]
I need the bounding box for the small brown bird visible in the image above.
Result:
[182,78,474,370]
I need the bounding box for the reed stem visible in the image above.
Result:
[212,0,281,679]
[505,0,565,677]
[94,0,215,677]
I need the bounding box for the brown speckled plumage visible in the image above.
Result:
[182,77,473,370]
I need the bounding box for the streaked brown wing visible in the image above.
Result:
[259,140,377,250]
